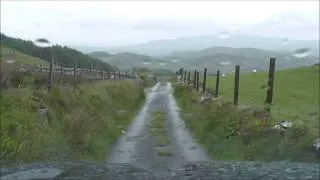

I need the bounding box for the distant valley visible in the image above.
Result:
[89,44,319,74]
[103,34,319,57]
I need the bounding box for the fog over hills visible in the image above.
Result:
[3,1,318,74]
[103,34,318,57]
[89,44,318,74]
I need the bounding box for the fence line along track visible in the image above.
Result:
[176,58,276,106]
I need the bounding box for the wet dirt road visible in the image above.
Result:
[1,82,319,180]
[105,82,209,170]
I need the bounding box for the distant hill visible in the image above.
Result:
[69,45,108,54]
[0,34,113,71]
[162,46,319,74]
[106,34,319,57]
[89,51,112,58]
[88,51,164,70]
[89,45,318,74]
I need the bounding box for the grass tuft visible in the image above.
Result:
[158,150,174,157]
[149,111,172,147]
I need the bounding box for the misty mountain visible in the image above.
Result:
[89,45,318,74]
[106,34,319,57]
[71,45,108,54]
[162,46,319,74]
[88,51,165,70]
[89,51,112,58]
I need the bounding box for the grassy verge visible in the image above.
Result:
[149,111,174,156]
[173,65,319,163]
[206,66,319,127]
[0,80,145,165]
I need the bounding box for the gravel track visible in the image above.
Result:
[106,82,208,170]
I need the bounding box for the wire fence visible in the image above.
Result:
[1,60,143,90]
[176,58,276,106]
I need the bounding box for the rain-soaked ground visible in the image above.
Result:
[1,82,319,180]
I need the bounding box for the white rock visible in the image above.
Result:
[313,138,320,152]
[279,120,293,128]
[272,124,282,131]
[199,96,213,104]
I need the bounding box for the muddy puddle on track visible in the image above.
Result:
[105,82,209,170]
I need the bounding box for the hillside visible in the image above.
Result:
[0,41,147,164]
[89,51,166,70]
[174,65,319,162]
[106,34,319,57]
[0,34,113,71]
[162,46,319,74]
[89,45,318,74]
[1,46,49,67]
[89,51,112,58]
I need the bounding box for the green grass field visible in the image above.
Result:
[1,46,49,67]
[206,65,319,134]
[174,65,319,162]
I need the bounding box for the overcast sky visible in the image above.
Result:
[1,1,319,47]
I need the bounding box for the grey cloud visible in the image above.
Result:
[1,1,318,47]
[128,18,223,35]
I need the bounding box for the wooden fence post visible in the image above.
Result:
[234,65,240,105]
[101,70,104,80]
[125,72,128,79]
[60,63,63,75]
[203,68,207,92]
[184,71,187,83]
[187,71,191,85]
[106,71,109,79]
[193,69,197,88]
[73,60,77,82]
[196,71,200,91]
[266,58,276,104]
[48,53,54,90]
[118,71,121,79]
[215,70,220,98]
